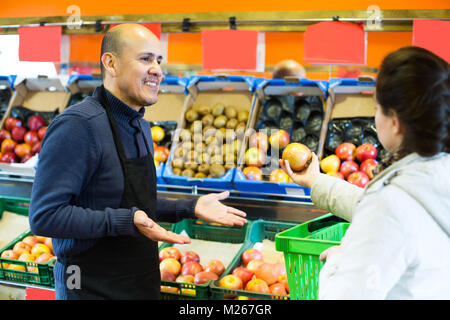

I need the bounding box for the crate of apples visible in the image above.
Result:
[0,231,56,287]
[320,142,379,188]
[159,246,226,299]
[213,247,289,300]
[0,115,48,164]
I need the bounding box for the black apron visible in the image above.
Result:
[62,86,160,300]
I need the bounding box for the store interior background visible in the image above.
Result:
[1,0,448,80]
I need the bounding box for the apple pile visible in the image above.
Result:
[0,235,55,273]
[159,246,226,295]
[320,142,379,188]
[171,104,249,179]
[217,248,289,299]
[151,125,170,167]
[0,115,47,164]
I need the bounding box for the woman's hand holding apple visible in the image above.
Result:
[279,152,321,188]
[133,210,191,244]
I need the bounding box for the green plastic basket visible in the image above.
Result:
[275,214,349,300]
[210,219,298,300]
[0,196,31,220]
[159,219,251,300]
[0,229,56,288]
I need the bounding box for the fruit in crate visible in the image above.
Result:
[282,143,312,171]
[181,261,203,276]
[244,147,266,167]
[249,132,269,152]
[245,277,270,294]
[255,263,279,286]
[14,143,32,159]
[360,158,379,180]
[37,126,47,140]
[5,117,22,131]
[176,274,195,284]
[218,274,244,290]
[161,269,177,281]
[347,171,370,188]
[22,236,39,247]
[241,248,263,266]
[356,143,378,163]
[269,169,289,183]
[327,171,345,180]
[180,251,200,264]
[194,271,219,284]
[28,115,45,132]
[1,138,16,154]
[160,258,181,276]
[159,246,182,262]
[269,283,287,296]
[1,250,18,268]
[11,126,26,142]
[232,267,253,287]
[340,160,359,179]
[151,126,165,142]
[24,131,39,146]
[335,142,356,161]
[0,130,11,144]
[205,259,225,276]
[269,129,290,150]
[31,243,51,257]
[242,166,263,181]
[0,152,18,163]
[246,259,264,273]
[320,154,340,174]
[12,241,31,256]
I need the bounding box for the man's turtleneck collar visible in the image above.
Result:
[104,88,145,121]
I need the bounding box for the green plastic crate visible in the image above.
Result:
[0,196,30,220]
[275,214,349,300]
[0,229,56,288]
[210,219,298,300]
[159,219,251,300]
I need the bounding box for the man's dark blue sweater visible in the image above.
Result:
[29,86,197,299]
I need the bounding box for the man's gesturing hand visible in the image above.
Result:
[133,210,191,244]
[194,191,247,227]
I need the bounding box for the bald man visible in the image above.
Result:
[273,59,306,79]
[29,24,246,300]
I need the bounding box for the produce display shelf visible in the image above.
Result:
[275,213,349,300]
[210,219,298,300]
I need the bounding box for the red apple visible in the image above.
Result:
[22,236,39,247]
[219,274,244,290]
[181,261,203,276]
[245,277,270,294]
[242,167,263,181]
[246,259,264,274]
[175,274,195,284]
[24,131,39,146]
[160,269,177,281]
[356,144,378,163]
[269,283,287,296]
[205,260,225,277]
[340,160,359,178]
[232,267,254,287]
[28,115,45,132]
[327,171,345,180]
[180,251,200,264]
[11,126,26,143]
[282,143,312,171]
[360,158,379,180]
[347,171,370,188]
[1,138,16,154]
[5,117,22,131]
[269,129,290,150]
[320,154,341,173]
[249,132,269,152]
[35,253,54,264]
[273,262,286,278]
[12,241,32,256]
[0,151,18,163]
[194,271,219,284]
[44,237,53,255]
[159,258,181,277]
[154,145,170,163]
[21,154,33,163]
[255,263,279,286]
[244,147,266,167]
[335,142,356,161]
[269,169,290,183]
[1,250,18,268]
[14,143,32,159]
[241,248,263,267]
[31,141,41,154]
[0,129,11,144]
[37,126,47,140]
[278,274,289,293]
[159,247,182,262]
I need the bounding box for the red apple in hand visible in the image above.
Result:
[249,132,269,152]
[340,160,359,178]
[360,158,379,180]
[194,271,219,284]
[28,115,45,132]
[282,143,312,171]
[205,260,225,277]
[5,117,22,131]
[241,248,263,267]
[356,144,378,163]
[347,171,370,188]
[11,126,26,143]
[269,129,290,150]
[335,142,356,161]
[159,246,182,262]
[232,267,254,287]
[181,261,203,276]
[180,251,200,264]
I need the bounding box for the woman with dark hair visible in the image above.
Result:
[280,46,449,299]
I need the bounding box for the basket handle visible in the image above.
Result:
[307,215,346,233]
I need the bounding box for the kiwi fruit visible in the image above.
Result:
[225,106,237,119]
[237,110,249,123]
[182,169,195,178]
[212,103,225,117]
[199,153,211,165]
[185,109,199,123]
[179,129,191,142]
[172,158,184,170]
[209,163,226,178]
[173,146,184,159]
[197,105,211,116]
[182,141,194,151]
[172,168,182,176]
[210,154,224,165]
[202,114,214,127]
[190,121,203,134]
[194,142,205,153]
[184,161,198,171]
[224,163,235,171]
[226,118,238,130]
[203,125,215,136]
[194,172,207,179]
[205,135,216,146]
[198,163,210,175]
[213,115,227,129]
[218,127,227,137]
[193,133,203,144]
